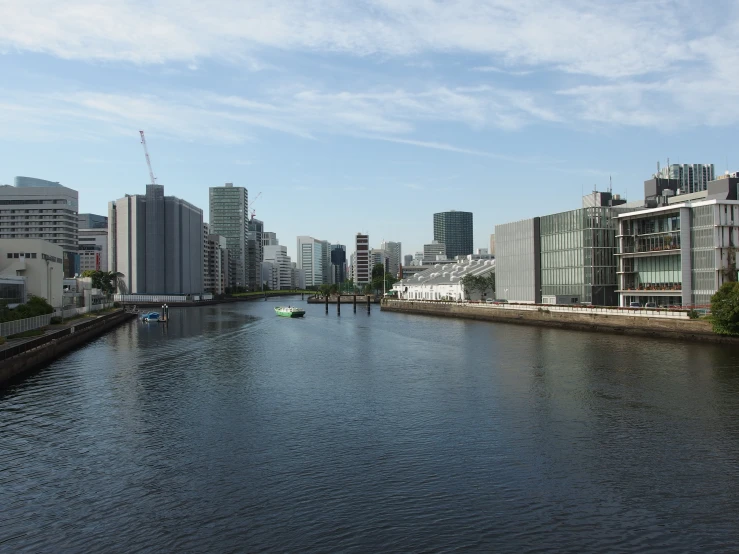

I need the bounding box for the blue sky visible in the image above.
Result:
[2,0,739,260]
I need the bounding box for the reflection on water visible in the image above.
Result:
[2,299,739,552]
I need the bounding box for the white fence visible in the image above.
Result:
[0,301,115,337]
[389,299,691,320]
[114,294,190,303]
[0,314,55,338]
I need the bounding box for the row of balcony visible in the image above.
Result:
[621,282,682,291]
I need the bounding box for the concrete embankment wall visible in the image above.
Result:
[0,311,137,387]
[381,300,737,344]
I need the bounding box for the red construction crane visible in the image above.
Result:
[139,130,157,184]
[250,191,262,220]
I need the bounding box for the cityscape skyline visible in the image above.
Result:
[2,2,739,259]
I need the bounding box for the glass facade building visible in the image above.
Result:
[209,184,248,289]
[433,211,473,259]
[540,207,622,305]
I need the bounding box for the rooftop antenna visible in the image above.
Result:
[609,175,612,193]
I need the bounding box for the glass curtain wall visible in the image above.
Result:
[691,205,716,306]
[540,208,620,305]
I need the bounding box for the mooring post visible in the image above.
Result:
[353,294,357,313]
[367,295,371,314]
[325,294,329,314]
[337,295,341,316]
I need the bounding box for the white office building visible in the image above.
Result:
[79,228,108,272]
[0,238,65,308]
[263,244,293,290]
[0,178,79,277]
[423,241,446,262]
[297,236,328,287]
[203,223,229,295]
[380,241,401,277]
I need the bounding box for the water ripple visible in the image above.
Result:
[2,301,739,552]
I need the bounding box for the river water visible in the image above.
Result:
[2,298,739,552]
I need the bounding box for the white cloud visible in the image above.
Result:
[0,0,721,78]
[0,82,561,147]
[2,1,739,133]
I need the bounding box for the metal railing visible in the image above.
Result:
[0,314,54,338]
[385,299,693,320]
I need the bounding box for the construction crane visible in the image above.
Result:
[139,130,157,185]
[250,191,262,220]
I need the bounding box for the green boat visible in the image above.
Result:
[275,306,305,318]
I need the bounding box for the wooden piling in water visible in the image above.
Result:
[353,295,357,313]
[337,295,341,316]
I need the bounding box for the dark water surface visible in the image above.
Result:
[2,298,739,553]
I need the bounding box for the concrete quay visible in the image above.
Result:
[381,299,737,344]
[0,310,137,387]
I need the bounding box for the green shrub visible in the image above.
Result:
[8,329,45,339]
[710,282,739,335]
[49,317,63,324]
[0,336,6,345]
[113,302,121,308]
[0,297,54,323]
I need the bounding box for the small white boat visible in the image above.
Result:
[275,306,305,318]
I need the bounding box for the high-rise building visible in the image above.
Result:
[262,231,279,247]
[291,262,305,290]
[370,249,389,275]
[296,236,327,287]
[209,183,248,289]
[403,254,413,268]
[247,218,264,290]
[0,178,79,277]
[203,223,229,295]
[489,234,495,256]
[355,233,370,285]
[423,241,446,262]
[263,245,292,290]
[78,213,108,229]
[658,163,715,194]
[320,240,332,284]
[330,244,347,285]
[433,210,473,259]
[109,184,203,294]
[380,241,401,277]
[78,228,108,272]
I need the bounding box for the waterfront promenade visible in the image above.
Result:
[2,299,739,552]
